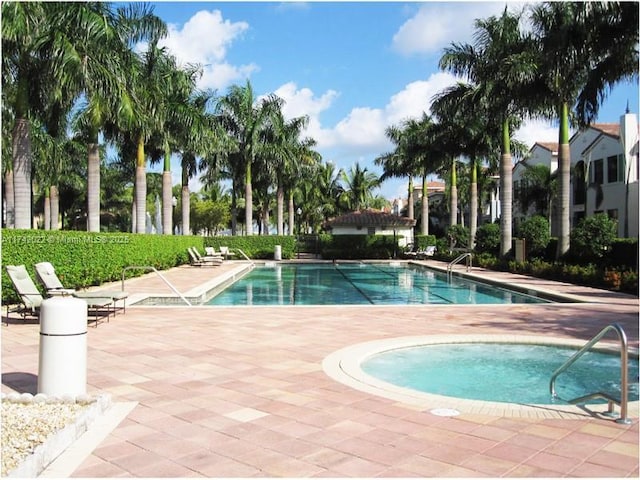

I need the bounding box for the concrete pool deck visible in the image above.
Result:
[2,260,639,477]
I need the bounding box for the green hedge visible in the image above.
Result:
[2,229,204,304]
[414,234,437,250]
[204,235,296,259]
[319,234,399,259]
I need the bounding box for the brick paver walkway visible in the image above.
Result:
[2,261,638,477]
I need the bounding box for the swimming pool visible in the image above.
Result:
[362,343,640,405]
[205,263,549,305]
[324,335,640,418]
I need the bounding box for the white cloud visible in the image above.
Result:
[514,118,559,150]
[392,2,513,56]
[157,10,255,90]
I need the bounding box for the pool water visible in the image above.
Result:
[361,343,640,405]
[206,263,548,305]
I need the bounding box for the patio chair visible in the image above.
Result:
[188,247,222,267]
[218,246,235,260]
[417,245,437,259]
[204,246,225,259]
[5,265,113,324]
[34,262,128,315]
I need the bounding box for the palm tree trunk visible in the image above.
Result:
[288,192,295,235]
[421,174,429,235]
[162,149,172,235]
[263,202,270,235]
[499,119,513,258]
[13,118,31,229]
[407,177,414,219]
[556,102,571,258]
[50,185,59,230]
[181,187,190,235]
[44,187,51,230]
[276,184,284,235]
[135,135,146,234]
[4,168,15,228]
[87,142,100,232]
[469,158,478,250]
[449,158,457,228]
[245,163,253,235]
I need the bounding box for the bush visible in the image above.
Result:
[205,235,296,259]
[319,235,398,259]
[447,225,469,250]
[474,223,500,254]
[609,238,639,270]
[414,234,436,250]
[2,229,202,304]
[570,213,617,263]
[517,215,551,257]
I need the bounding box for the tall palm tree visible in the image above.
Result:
[340,162,381,211]
[530,1,639,258]
[3,1,52,229]
[216,81,281,235]
[438,7,537,257]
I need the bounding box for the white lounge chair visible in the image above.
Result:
[34,262,128,315]
[6,265,112,324]
[188,247,222,266]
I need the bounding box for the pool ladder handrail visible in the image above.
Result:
[549,323,631,424]
[233,248,254,265]
[122,266,192,306]
[447,252,472,279]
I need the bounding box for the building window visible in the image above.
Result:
[573,161,586,205]
[607,209,618,220]
[367,227,375,235]
[607,155,618,183]
[591,159,604,185]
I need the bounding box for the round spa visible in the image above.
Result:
[323,335,640,419]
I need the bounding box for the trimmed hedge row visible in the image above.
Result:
[204,235,297,259]
[1,229,204,304]
[319,234,401,259]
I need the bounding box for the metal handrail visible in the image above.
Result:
[447,252,472,277]
[121,266,192,306]
[233,248,254,264]
[549,323,631,424]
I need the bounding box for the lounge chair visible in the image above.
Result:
[188,247,222,266]
[5,265,112,324]
[218,246,235,259]
[204,246,225,259]
[404,245,436,260]
[34,262,128,315]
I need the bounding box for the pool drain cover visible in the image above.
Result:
[429,408,460,417]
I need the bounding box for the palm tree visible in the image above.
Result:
[516,163,557,229]
[216,81,281,235]
[340,162,381,211]
[438,7,537,257]
[530,1,639,258]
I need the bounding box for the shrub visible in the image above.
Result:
[2,229,202,304]
[474,223,500,254]
[570,213,617,263]
[319,235,397,259]
[609,238,639,270]
[517,215,550,257]
[446,225,469,250]
[414,234,436,250]
[205,235,296,259]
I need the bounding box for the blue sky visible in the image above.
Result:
[145,1,639,200]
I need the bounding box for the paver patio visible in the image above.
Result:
[2,261,638,477]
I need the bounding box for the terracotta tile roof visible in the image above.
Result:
[591,123,620,137]
[325,209,416,228]
[533,142,559,153]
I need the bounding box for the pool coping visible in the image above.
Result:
[323,334,640,421]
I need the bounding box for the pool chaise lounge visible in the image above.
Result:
[34,261,128,315]
[5,264,113,324]
[188,247,223,266]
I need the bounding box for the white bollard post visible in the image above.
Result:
[274,245,282,261]
[38,297,88,396]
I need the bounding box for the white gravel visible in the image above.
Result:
[1,395,92,476]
